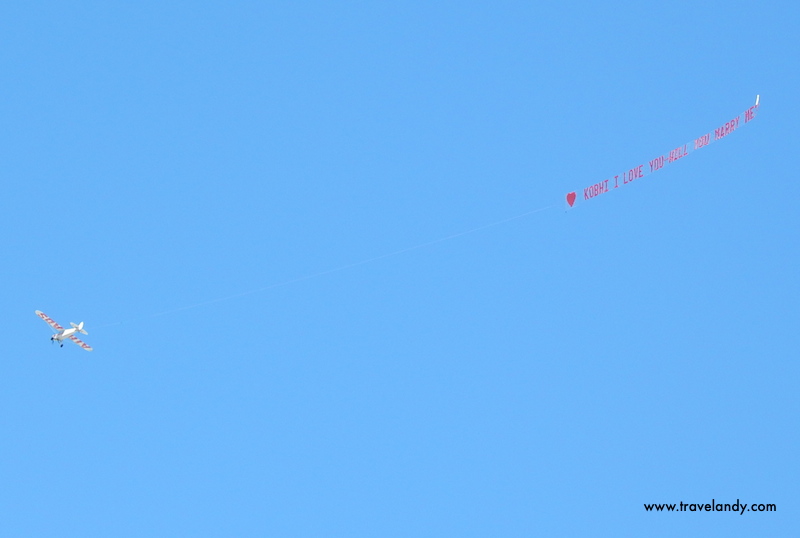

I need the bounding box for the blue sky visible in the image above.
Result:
[2,1,798,536]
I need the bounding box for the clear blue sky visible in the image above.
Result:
[2,2,797,536]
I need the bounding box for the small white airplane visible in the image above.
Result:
[35,310,93,351]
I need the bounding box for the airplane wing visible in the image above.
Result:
[68,335,93,352]
[35,310,65,331]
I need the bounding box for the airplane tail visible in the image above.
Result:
[71,321,89,335]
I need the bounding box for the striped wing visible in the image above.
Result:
[68,335,93,352]
[35,310,65,331]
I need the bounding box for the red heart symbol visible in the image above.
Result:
[566,192,577,207]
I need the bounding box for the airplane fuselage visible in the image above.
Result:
[52,328,78,342]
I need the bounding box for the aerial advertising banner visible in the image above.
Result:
[92,97,762,324]
[565,96,760,209]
